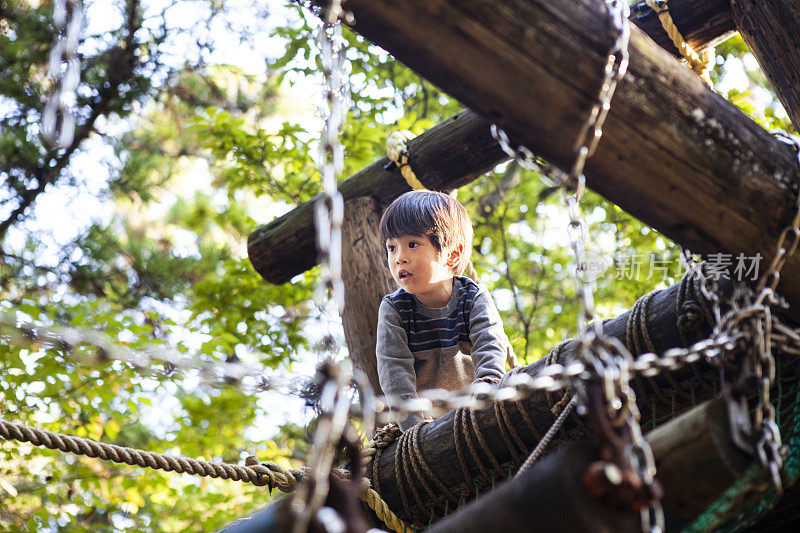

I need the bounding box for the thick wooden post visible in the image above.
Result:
[341,197,397,394]
[731,0,800,131]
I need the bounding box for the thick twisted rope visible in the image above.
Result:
[645,0,714,85]
[0,418,302,491]
[359,479,410,533]
[3,417,412,532]
[386,130,427,191]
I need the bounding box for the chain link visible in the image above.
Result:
[680,132,800,494]
[313,0,348,316]
[491,1,664,529]
[0,311,292,393]
[294,2,354,531]
[758,132,800,293]
[42,0,84,149]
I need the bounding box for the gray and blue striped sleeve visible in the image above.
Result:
[376,297,424,430]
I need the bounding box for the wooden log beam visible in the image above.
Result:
[424,399,756,533]
[731,0,800,131]
[341,197,397,394]
[425,440,640,533]
[370,279,726,524]
[248,111,503,284]
[248,0,737,285]
[647,398,756,529]
[339,0,800,311]
[631,0,735,55]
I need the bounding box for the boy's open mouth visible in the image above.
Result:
[398,269,412,281]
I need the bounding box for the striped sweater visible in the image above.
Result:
[376,276,510,430]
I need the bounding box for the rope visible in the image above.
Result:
[362,422,402,498]
[453,406,477,495]
[470,408,506,479]
[545,340,591,436]
[359,479,411,533]
[645,0,715,85]
[409,421,459,505]
[0,418,302,492]
[460,407,492,485]
[516,395,578,475]
[393,424,418,522]
[4,417,414,533]
[494,400,525,465]
[387,130,427,190]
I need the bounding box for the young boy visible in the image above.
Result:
[376,190,512,430]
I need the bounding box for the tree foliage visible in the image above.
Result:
[0,0,794,531]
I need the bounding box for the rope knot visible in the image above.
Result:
[385,130,426,190]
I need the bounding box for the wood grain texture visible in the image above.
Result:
[732,0,800,130]
[339,0,800,312]
[425,440,640,533]
[647,399,755,529]
[371,281,726,523]
[248,0,742,285]
[340,197,397,394]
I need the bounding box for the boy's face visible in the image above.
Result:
[385,234,462,307]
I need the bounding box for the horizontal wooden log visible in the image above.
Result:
[426,399,756,533]
[426,440,640,533]
[247,111,503,284]
[340,0,800,312]
[647,398,756,529]
[248,0,738,284]
[370,278,727,524]
[631,0,736,55]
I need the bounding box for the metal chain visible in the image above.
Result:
[294,2,354,531]
[313,0,348,316]
[42,0,84,149]
[758,132,800,293]
[492,1,663,530]
[0,311,291,394]
[679,132,800,494]
[726,132,800,493]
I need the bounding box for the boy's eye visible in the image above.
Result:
[408,241,418,248]
[387,245,396,252]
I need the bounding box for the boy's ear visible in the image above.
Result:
[446,243,464,267]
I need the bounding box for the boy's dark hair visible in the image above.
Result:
[379,190,473,275]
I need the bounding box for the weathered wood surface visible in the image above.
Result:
[341,197,397,394]
[248,0,739,285]
[648,399,756,529]
[338,0,800,312]
[732,0,800,131]
[248,111,503,284]
[632,0,735,55]
[371,280,727,524]
[425,440,640,533]
[424,399,756,533]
